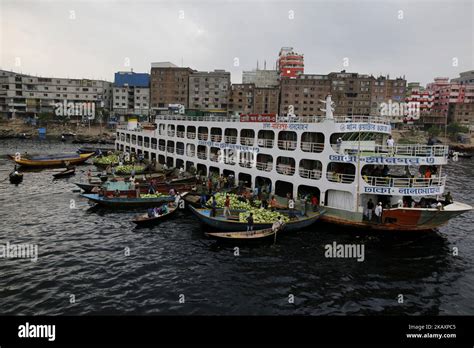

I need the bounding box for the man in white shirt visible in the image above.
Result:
[272,216,283,232]
[386,135,395,155]
[375,202,383,223]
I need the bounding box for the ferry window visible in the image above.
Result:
[301,132,325,153]
[240,129,255,146]
[278,131,297,151]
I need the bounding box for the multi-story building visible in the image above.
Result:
[370,75,407,122]
[228,83,254,116]
[449,102,474,127]
[253,87,279,114]
[242,69,279,88]
[425,77,457,127]
[112,71,150,120]
[279,74,331,117]
[327,71,372,116]
[0,69,112,120]
[451,70,474,85]
[277,47,304,78]
[150,62,195,112]
[188,70,230,113]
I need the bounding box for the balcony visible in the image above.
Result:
[210,134,222,142]
[198,133,208,141]
[166,147,174,153]
[299,168,322,180]
[363,175,446,188]
[240,137,254,146]
[256,162,272,172]
[197,152,207,160]
[276,164,295,176]
[187,132,196,139]
[278,140,297,151]
[257,138,274,148]
[301,142,324,153]
[176,131,185,138]
[224,135,237,144]
[176,148,184,155]
[326,172,355,184]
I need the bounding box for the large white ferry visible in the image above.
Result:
[115,96,472,231]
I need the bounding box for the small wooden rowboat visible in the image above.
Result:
[9,172,23,185]
[81,193,175,208]
[12,153,94,168]
[132,206,178,226]
[53,167,76,178]
[205,227,281,241]
[189,205,323,232]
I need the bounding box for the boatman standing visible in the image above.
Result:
[223,195,231,217]
[272,216,283,232]
[375,202,383,223]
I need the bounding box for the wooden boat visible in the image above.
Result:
[53,167,76,178]
[77,145,115,154]
[75,182,100,193]
[205,227,280,241]
[189,205,323,232]
[132,206,178,226]
[9,172,23,184]
[81,193,175,208]
[12,153,94,168]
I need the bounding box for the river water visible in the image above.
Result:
[0,139,473,315]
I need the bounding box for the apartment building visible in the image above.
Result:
[370,75,407,121]
[228,83,254,115]
[279,74,331,117]
[253,87,279,114]
[242,69,279,88]
[0,69,112,120]
[277,47,304,78]
[188,70,230,112]
[113,71,150,119]
[327,71,372,116]
[150,62,195,111]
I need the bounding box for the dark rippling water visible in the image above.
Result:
[0,139,473,315]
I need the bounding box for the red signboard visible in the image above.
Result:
[240,114,276,122]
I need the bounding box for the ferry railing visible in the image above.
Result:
[224,135,237,144]
[239,159,254,168]
[198,133,208,141]
[299,168,322,180]
[151,144,157,150]
[277,140,297,151]
[176,148,184,155]
[167,131,175,137]
[210,135,222,142]
[197,152,207,160]
[257,138,274,148]
[187,132,196,139]
[166,147,174,153]
[276,164,296,176]
[138,141,143,146]
[240,137,255,146]
[144,142,150,148]
[158,145,165,151]
[301,142,324,153]
[363,175,446,188]
[333,115,391,125]
[187,151,195,157]
[210,154,219,162]
[256,162,273,172]
[326,172,356,184]
[340,144,449,157]
[176,131,185,138]
[131,139,136,145]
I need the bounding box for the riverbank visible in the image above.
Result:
[392,129,474,152]
[0,119,115,143]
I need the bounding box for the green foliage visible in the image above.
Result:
[447,123,469,136]
[427,126,440,137]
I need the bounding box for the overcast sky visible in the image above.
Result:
[1,0,472,85]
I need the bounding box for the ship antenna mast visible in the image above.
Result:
[320,94,335,119]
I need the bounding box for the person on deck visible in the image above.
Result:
[269,196,278,211]
[223,195,231,217]
[246,212,254,232]
[200,193,207,208]
[211,196,217,217]
[161,203,169,215]
[261,190,269,209]
[272,216,283,232]
[311,195,319,212]
[444,191,453,205]
[374,202,383,223]
[174,191,181,207]
[367,199,374,221]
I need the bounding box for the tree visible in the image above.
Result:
[447,123,469,140]
[427,125,440,137]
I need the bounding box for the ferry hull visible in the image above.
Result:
[320,202,472,231]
